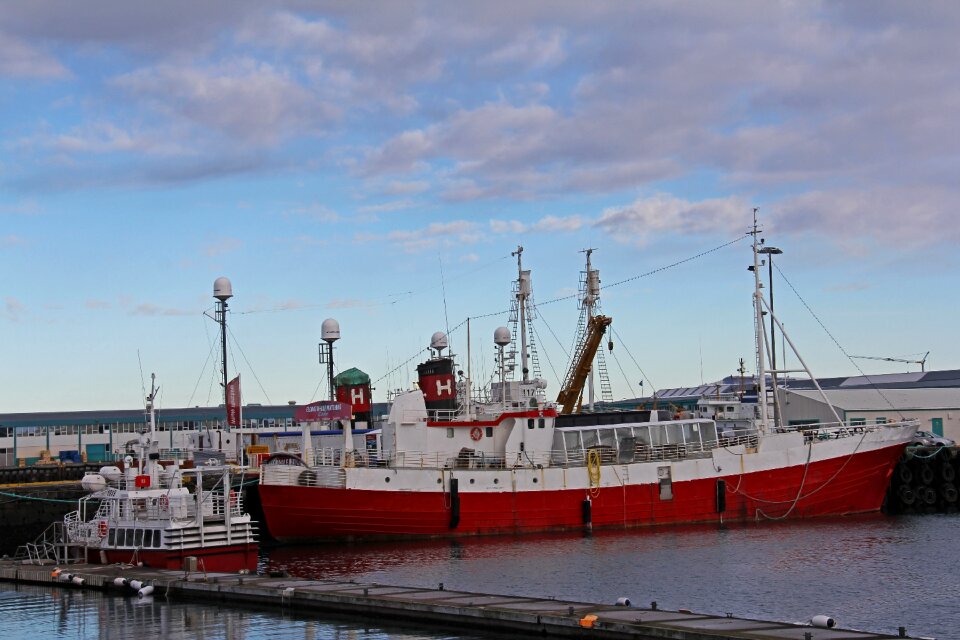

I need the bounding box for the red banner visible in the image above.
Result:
[226,375,241,428]
[295,400,353,423]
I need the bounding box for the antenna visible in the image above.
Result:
[320,318,341,401]
[213,277,233,407]
[850,352,930,372]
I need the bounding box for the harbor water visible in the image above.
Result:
[2,513,957,639]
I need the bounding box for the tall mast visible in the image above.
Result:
[512,245,529,381]
[750,209,770,433]
[213,277,233,409]
[583,248,596,411]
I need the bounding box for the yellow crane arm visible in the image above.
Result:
[556,315,613,415]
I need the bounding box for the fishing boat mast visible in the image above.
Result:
[750,209,771,434]
[512,245,529,382]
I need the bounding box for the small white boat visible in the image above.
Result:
[62,376,258,571]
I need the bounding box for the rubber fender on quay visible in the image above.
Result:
[897,485,916,506]
[940,483,958,503]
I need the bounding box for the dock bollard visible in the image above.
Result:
[651,601,657,611]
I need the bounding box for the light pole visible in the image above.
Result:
[759,246,782,428]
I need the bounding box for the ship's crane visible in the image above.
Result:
[850,351,930,372]
[556,315,613,415]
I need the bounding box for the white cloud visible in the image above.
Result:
[131,303,194,317]
[203,237,243,257]
[289,203,340,223]
[595,194,749,243]
[0,32,68,78]
[3,297,26,321]
[480,29,566,69]
[489,215,584,235]
[358,199,416,214]
[114,59,337,146]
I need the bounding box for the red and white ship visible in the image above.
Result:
[62,375,259,571]
[259,222,917,542]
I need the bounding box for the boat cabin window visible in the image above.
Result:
[124,529,134,546]
[538,418,545,428]
[635,426,651,447]
[649,424,665,447]
[108,529,117,546]
[134,529,144,547]
[682,423,701,446]
[153,530,162,547]
[562,431,581,457]
[598,428,616,449]
[485,427,493,437]
[665,423,683,445]
[527,419,534,429]
[699,422,718,443]
[581,430,600,449]
[446,428,454,438]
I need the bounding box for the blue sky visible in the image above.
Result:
[1,1,958,412]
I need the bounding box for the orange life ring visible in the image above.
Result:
[97,520,108,538]
[229,489,237,507]
[470,427,483,442]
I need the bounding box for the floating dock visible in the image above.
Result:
[0,560,924,640]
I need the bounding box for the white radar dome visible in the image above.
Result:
[322,318,341,343]
[430,331,448,351]
[213,276,233,301]
[494,326,511,347]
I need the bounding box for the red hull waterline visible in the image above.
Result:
[82,544,259,572]
[259,443,906,542]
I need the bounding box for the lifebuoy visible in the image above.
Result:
[229,489,237,507]
[97,520,108,538]
[470,427,483,442]
[158,495,169,511]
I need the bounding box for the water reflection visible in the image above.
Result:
[264,514,960,639]
[0,584,479,640]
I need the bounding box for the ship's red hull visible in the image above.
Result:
[82,543,259,571]
[259,442,906,542]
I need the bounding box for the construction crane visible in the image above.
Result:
[556,315,613,415]
[850,352,930,372]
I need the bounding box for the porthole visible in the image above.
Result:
[533,477,538,483]
[437,478,442,484]
[385,477,391,483]
[494,478,499,484]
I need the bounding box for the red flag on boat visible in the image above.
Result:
[226,375,241,429]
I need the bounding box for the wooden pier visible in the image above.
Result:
[0,559,923,640]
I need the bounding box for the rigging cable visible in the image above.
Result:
[375,236,748,386]
[774,264,905,420]
[610,327,657,399]
[187,310,220,408]
[226,325,273,405]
